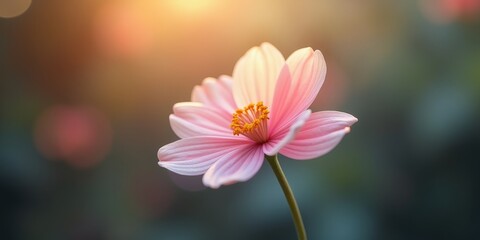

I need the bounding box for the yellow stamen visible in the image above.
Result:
[231,101,269,143]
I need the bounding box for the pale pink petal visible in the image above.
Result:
[269,48,326,135]
[170,102,232,138]
[191,75,237,119]
[232,42,285,108]
[263,110,312,156]
[280,111,357,160]
[203,144,264,188]
[158,136,252,176]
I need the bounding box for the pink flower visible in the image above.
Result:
[158,43,357,188]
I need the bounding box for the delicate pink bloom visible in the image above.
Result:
[158,43,357,188]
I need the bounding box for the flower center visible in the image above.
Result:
[230,101,269,143]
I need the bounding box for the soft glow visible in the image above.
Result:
[0,0,31,18]
[94,3,154,59]
[421,0,480,23]
[34,105,112,169]
[166,0,217,16]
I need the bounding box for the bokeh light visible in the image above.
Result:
[34,105,112,169]
[93,2,154,59]
[165,0,218,17]
[421,0,480,23]
[0,0,31,18]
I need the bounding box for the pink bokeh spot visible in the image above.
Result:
[158,43,357,188]
[422,0,480,23]
[34,105,112,169]
[441,0,480,19]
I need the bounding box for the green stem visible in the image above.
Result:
[265,154,307,240]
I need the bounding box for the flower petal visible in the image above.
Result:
[191,75,237,119]
[232,42,285,108]
[269,48,326,135]
[158,136,252,176]
[263,109,312,156]
[280,111,357,160]
[203,144,264,189]
[170,102,232,138]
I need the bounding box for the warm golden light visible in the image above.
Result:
[0,0,31,18]
[166,0,217,16]
[94,3,154,59]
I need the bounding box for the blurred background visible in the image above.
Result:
[1,0,479,239]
